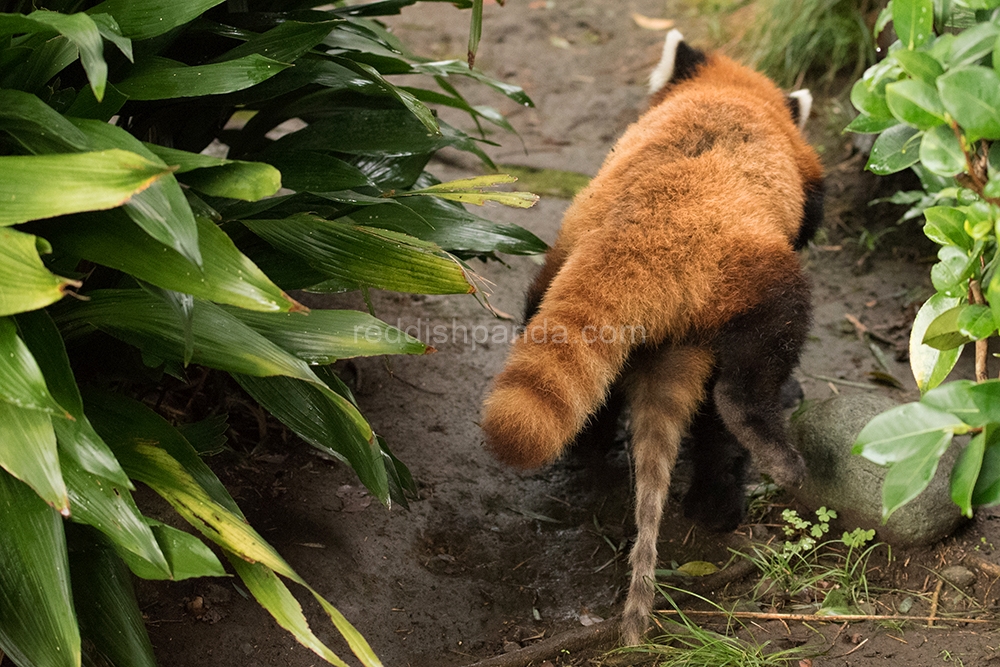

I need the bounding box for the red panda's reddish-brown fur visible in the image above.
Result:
[481,34,824,644]
[482,52,822,469]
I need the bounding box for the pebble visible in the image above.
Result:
[940,565,976,589]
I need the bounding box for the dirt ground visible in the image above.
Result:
[137,1,1000,666]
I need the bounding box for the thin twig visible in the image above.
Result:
[928,579,944,627]
[653,609,992,625]
[801,372,879,391]
[970,280,988,382]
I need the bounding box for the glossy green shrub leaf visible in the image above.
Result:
[920,380,985,425]
[938,66,1000,141]
[957,303,996,339]
[987,261,1000,334]
[866,124,922,174]
[920,125,967,177]
[87,0,226,40]
[967,380,1000,423]
[948,21,1000,67]
[0,228,78,316]
[0,10,107,100]
[853,401,966,464]
[844,113,899,134]
[885,79,946,130]
[924,206,973,249]
[69,530,157,667]
[923,306,971,349]
[850,77,893,120]
[225,308,430,364]
[893,0,934,49]
[892,49,944,84]
[972,425,1000,506]
[234,373,387,503]
[0,470,79,667]
[117,55,290,100]
[243,215,475,295]
[930,244,975,293]
[881,432,951,519]
[0,149,171,226]
[266,108,467,157]
[951,431,986,517]
[37,213,296,312]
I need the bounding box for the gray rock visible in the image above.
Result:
[789,393,967,547]
[940,565,976,589]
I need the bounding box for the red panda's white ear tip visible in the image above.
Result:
[648,29,685,96]
[788,89,813,131]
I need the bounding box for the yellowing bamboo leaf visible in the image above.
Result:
[396,174,539,208]
[0,228,80,317]
[0,149,172,226]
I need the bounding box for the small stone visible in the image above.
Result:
[940,565,976,589]
[790,394,966,547]
[502,641,521,653]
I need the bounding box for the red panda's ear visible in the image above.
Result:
[786,89,813,132]
[648,29,706,97]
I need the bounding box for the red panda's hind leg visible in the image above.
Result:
[620,345,714,645]
[711,269,812,489]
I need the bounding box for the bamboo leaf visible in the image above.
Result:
[56,290,315,379]
[116,55,291,100]
[0,400,68,513]
[36,212,296,312]
[116,519,226,580]
[224,308,430,364]
[0,149,172,226]
[0,228,79,316]
[0,470,80,667]
[87,0,227,40]
[61,452,169,577]
[0,317,69,416]
[299,195,548,256]
[69,528,157,667]
[233,373,387,503]
[243,214,475,295]
[15,310,131,487]
[144,143,282,201]
[71,117,204,267]
[0,88,91,154]
[0,10,107,99]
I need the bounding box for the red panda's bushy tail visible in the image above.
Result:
[480,235,676,468]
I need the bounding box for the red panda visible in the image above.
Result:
[480,30,824,644]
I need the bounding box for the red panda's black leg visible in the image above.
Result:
[711,274,811,489]
[621,345,714,645]
[681,389,751,532]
